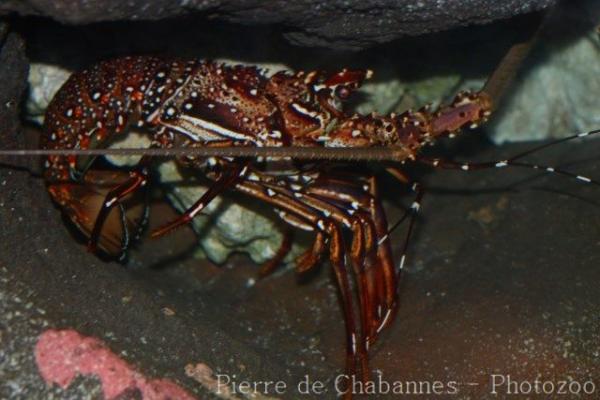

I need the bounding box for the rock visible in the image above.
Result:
[158,160,305,265]
[26,63,70,124]
[486,0,600,143]
[2,0,555,50]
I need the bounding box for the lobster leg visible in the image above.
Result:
[88,157,151,254]
[272,210,327,273]
[367,175,404,335]
[258,227,294,277]
[295,231,326,273]
[326,220,363,395]
[382,167,425,281]
[262,183,373,376]
[233,180,362,384]
[286,193,369,345]
[306,178,393,346]
[150,162,246,238]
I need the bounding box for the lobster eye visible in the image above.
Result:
[335,86,350,100]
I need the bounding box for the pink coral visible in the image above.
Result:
[35,329,196,400]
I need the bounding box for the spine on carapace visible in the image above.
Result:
[42,56,168,181]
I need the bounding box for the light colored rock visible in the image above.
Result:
[161,162,300,265]
[26,63,71,124]
[486,28,600,143]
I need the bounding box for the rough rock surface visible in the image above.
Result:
[2,28,600,398]
[1,0,555,49]
[2,130,599,399]
[2,4,599,398]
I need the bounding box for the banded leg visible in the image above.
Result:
[326,221,362,386]
[306,177,395,345]
[382,167,425,291]
[233,180,363,383]
[88,156,151,254]
[150,162,246,238]
[267,182,373,372]
[366,176,398,336]
[261,179,383,377]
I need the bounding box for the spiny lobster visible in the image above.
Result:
[41,55,492,389]
[38,52,599,395]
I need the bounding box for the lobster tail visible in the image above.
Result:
[46,170,148,259]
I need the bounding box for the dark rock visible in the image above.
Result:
[1,0,556,49]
